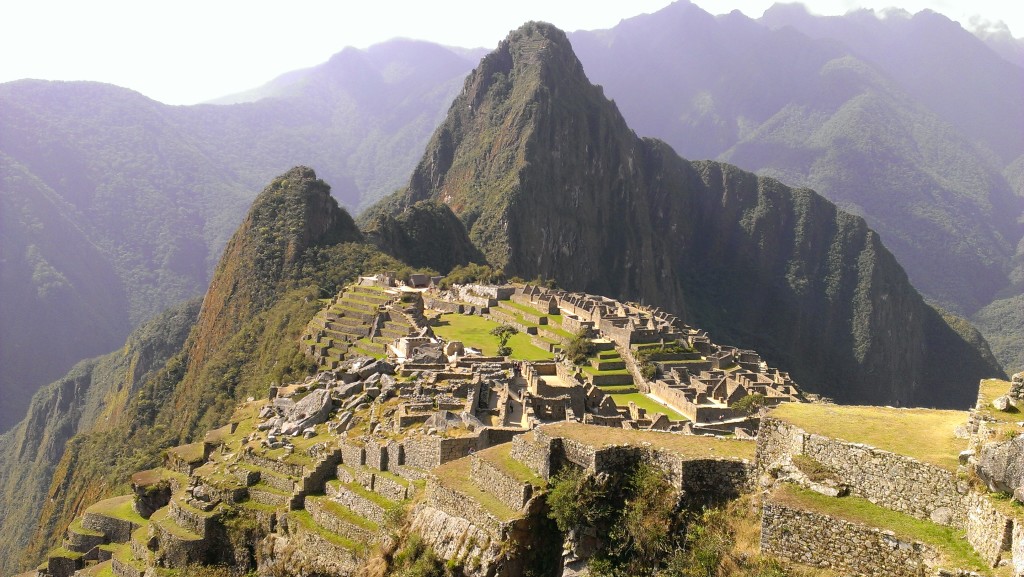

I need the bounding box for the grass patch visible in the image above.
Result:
[769,403,968,470]
[432,457,520,521]
[502,300,548,316]
[610,393,687,421]
[49,547,84,560]
[597,384,639,393]
[432,313,553,361]
[541,422,753,460]
[581,365,631,376]
[773,484,992,574]
[477,443,545,487]
[308,496,380,531]
[69,517,104,537]
[85,495,146,524]
[166,442,205,464]
[289,509,363,551]
[150,508,202,540]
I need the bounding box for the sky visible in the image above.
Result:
[2,0,1021,105]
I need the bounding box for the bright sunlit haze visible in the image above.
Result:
[2,0,1021,104]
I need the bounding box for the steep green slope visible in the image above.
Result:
[0,155,130,430]
[390,21,1003,407]
[4,168,407,573]
[0,40,473,432]
[0,299,198,576]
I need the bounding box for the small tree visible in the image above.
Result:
[490,324,518,357]
[729,393,766,416]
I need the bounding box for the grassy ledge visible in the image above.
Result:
[541,422,754,460]
[768,403,968,470]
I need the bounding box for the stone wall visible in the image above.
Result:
[757,417,969,526]
[340,441,366,467]
[471,455,532,511]
[761,502,937,577]
[112,556,145,577]
[511,432,555,479]
[241,450,306,478]
[409,505,502,577]
[330,486,387,525]
[304,497,376,543]
[964,492,1013,567]
[365,440,389,471]
[169,499,210,538]
[82,512,138,543]
[403,437,442,470]
[372,473,411,502]
[424,478,507,539]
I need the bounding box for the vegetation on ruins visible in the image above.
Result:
[489,324,519,357]
[729,394,767,416]
[439,263,505,289]
[564,330,597,366]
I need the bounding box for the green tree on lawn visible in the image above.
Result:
[490,324,519,357]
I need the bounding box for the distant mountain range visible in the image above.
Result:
[1,1,1021,433]
[0,18,1011,574]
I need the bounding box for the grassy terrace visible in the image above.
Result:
[166,442,205,464]
[432,313,553,361]
[289,509,364,551]
[432,456,520,521]
[541,422,754,460]
[610,393,687,421]
[769,403,969,471]
[307,495,380,531]
[773,484,993,575]
[85,495,146,524]
[476,443,545,487]
[150,508,202,540]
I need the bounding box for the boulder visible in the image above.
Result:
[278,389,333,433]
[993,396,1011,411]
[977,435,1024,493]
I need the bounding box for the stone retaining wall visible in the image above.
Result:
[169,499,210,538]
[372,473,410,502]
[471,455,532,511]
[330,486,387,525]
[964,492,1013,567]
[82,512,138,543]
[279,513,361,576]
[258,470,295,493]
[761,501,937,577]
[153,522,207,567]
[248,487,289,508]
[365,440,389,471]
[112,557,144,577]
[511,433,555,479]
[305,497,376,543]
[241,450,306,478]
[757,417,969,526]
[425,478,506,539]
[65,528,104,553]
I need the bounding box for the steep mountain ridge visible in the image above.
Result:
[0,42,474,432]
[0,169,407,573]
[389,21,1003,406]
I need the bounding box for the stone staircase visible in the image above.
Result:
[303,285,399,369]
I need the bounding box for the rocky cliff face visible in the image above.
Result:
[387,22,1003,406]
[0,300,198,576]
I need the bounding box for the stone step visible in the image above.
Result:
[247,483,291,509]
[64,518,105,554]
[323,480,397,525]
[304,495,380,544]
[149,507,207,567]
[111,543,146,577]
[45,548,84,577]
[283,509,364,572]
[81,495,145,544]
[468,444,541,512]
